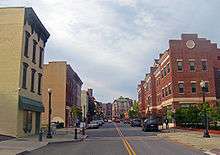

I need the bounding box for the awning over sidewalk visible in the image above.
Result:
[19,96,44,112]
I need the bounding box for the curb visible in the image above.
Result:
[48,135,88,144]
[204,151,216,155]
[16,135,88,155]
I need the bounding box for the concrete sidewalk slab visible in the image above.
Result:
[158,130,220,155]
[0,128,87,155]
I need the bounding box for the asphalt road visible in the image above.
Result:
[26,122,204,155]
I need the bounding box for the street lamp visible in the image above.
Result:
[47,88,52,139]
[200,80,210,138]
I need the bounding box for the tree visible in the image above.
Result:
[128,101,139,119]
[71,105,82,126]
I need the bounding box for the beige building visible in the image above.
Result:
[112,96,133,119]
[0,7,50,137]
[42,61,83,127]
[81,90,89,120]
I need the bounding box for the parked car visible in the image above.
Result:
[87,121,99,129]
[108,119,112,123]
[95,120,103,126]
[143,117,159,132]
[131,119,141,127]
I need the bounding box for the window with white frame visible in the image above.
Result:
[178,82,184,93]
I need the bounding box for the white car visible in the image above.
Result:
[87,121,99,129]
[108,119,112,123]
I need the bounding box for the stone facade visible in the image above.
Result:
[81,90,89,120]
[112,96,133,119]
[0,7,49,137]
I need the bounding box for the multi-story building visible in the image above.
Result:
[42,61,83,127]
[138,34,220,118]
[94,100,103,119]
[112,96,133,119]
[0,7,50,137]
[81,90,89,120]
[87,89,96,121]
[102,103,112,119]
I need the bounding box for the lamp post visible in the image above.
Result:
[200,80,210,138]
[47,88,52,139]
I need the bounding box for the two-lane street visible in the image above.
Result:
[26,123,203,155]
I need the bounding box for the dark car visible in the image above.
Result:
[143,117,159,132]
[131,119,141,127]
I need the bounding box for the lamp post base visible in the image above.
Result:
[47,133,52,139]
[203,131,210,138]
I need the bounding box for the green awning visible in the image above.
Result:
[19,96,44,112]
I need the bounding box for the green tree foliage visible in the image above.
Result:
[71,105,82,121]
[175,103,220,128]
[128,101,139,119]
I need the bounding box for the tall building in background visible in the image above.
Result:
[87,89,96,121]
[0,7,50,137]
[102,103,112,119]
[112,96,133,119]
[81,90,89,120]
[138,34,220,118]
[42,61,83,127]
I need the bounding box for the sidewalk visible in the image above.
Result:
[158,129,220,155]
[0,128,87,155]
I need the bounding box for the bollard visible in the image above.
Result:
[38,129,43,142]
[74,128,77,139]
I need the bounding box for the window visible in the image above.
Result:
[168,85,172,94]
[161,71,164,78]
[202,61,207,71]
[38,73,42,95]
[32,40,37,63]
[205,82,209,92]
[165,87,168,96]
[163,67,167,76]
[189,61,195,71]
[22,63,28,89]
[39,47,43,68]
[178,82,184,93]
[167,64,170,73]
[24,31,30,58]
[191,82,196,93]
[162,89,164,97]
[23,111,32,133]
[177,61,183,71]
[31,69,36,92]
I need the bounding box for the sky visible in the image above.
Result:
[1,0,220,103]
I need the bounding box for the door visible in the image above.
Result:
[35,112,41,134]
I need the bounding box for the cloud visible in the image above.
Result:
[1,0,220,102]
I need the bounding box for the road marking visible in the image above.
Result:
[114,123,137,155]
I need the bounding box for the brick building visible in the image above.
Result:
[138,34,220,118]
[102,103,112,119]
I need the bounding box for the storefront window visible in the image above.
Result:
[23,111,32,133]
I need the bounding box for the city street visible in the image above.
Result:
[25,123,203,155]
